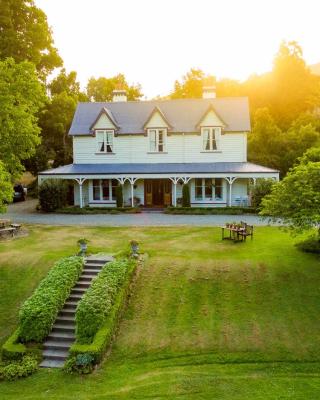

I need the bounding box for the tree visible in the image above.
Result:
[250,179,275,210]
[247,108,285,173]
[0,161,13,213]
[0,58,46,179]
[170,68,216,99]
[87,73,143,102]
[0,0,62,79]
[182,184,191,207]
[260,158,320,238]
[48,68,88,101]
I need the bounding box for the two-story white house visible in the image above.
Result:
[39,87,279,208]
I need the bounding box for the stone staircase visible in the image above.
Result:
[40,256,111,368]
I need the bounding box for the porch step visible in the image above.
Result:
[40,256,112,368]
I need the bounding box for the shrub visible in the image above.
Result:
[295,236,320,254]
[116,184,123,208]
[39,179,68,212]
[2,329,26,360]
[63,354,95,374]
[182,184,190,207]
[165,206,257,215]
[250,178,275,210]
[19,256,83,342]
[0,355,38,381]
[75,259,132,343]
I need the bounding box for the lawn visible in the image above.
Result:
[1,225,320,399]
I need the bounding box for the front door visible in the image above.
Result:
[144,180,171,207]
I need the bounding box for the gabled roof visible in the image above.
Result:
[89,107,119,131]
[69,97,250,136]
[142,106,173,130]
[195,104,227,129]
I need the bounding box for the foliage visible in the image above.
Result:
[87,73,143,101]
[0,354,38,381]
[56,206,141,214]
[63,354,94,374]
[165,206,257,215]
[0,161,13,213]
[23,145,49,176]
[0,58,46,179]
[170,68,215,99]
[260,159,320,237]
[182,184,191,207]
[75,259,132,343]
[250,179,275,210]
[116,184,123,208]
[2,329,26,360]
[77,238,89,245]
[19,256,83,342]
[49,68,87,100]
[0,0,62,79]
[38,179,68,212]
[295,235,320,254]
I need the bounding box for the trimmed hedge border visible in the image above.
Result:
[2,329,26,360]
[19,256,84,342]
[164,206,258,215]
[56,206,141,215]
[67,258,137,370]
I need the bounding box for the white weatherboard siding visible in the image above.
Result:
[73,133,247,164]
[199,109,225,127]
[144,111,169,128]
[92,113,116,129]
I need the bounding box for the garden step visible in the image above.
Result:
[74,282,91,288]
[55,315,75,323]
[40,359,65,368]
[84,263,105,269]
[80,274,96,280]
[71,287,87,294]
[47,331,75,341]
[68,295,83,302]
[43,340,71,351]
[52,324,75,333]
[64,301,78,309]
[59,309,76,317]
[43,349,69,359]
[82,268,101,274]
[78,276,93,282]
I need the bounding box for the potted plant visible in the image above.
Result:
[77,238,89,255]
[130,240,139,256]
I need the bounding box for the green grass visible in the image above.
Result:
[1,225,320,398]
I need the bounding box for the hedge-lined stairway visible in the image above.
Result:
[40,257,111,368]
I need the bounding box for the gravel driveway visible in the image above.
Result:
[2,199,278,227]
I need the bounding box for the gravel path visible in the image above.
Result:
[3,199,278,227]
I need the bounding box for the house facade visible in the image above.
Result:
[39,88,279,208]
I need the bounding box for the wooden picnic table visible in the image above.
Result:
[0,219,11,229]
[221,223,254,242]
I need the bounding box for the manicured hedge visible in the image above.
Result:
[165,206,257,215]
[2,329,27,360]
[19,256,83,342]
[75,259,132,343]
[67,259,137,371]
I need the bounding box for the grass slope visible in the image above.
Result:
[1,225,320,398]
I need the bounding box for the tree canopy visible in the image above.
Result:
[260,150,320,236]
[87,73,143,102]
[0,0,62,79]
[0,161,13,212]
[0,58,46,179]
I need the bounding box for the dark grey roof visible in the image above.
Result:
[40,162,278,175]
[69,97,250,136]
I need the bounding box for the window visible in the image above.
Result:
[91,179,118,201]
[194,178,224,201]
[96,130,114,153]
[202,127,220,151]
[148,129,166,152]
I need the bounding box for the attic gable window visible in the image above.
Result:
[202,127,220,151]
[148,128,166,153]
[96,130,114,153]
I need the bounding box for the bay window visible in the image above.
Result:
[96,130,114,153]
[202,127,220,151]
[92,179,117,201]
[194,178,224,201]
[148,128,166,152]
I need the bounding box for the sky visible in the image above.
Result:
[35,0,320,99]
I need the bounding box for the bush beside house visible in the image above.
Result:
[182,184,191,207]
[38,179,68,211]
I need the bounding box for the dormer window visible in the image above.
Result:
[148,128,166,153]
[96,130,114,153]
[202,127,220,151]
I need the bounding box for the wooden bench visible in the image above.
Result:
[237,222,254,241]
[0,227,16,238]
[0,219,11,229]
